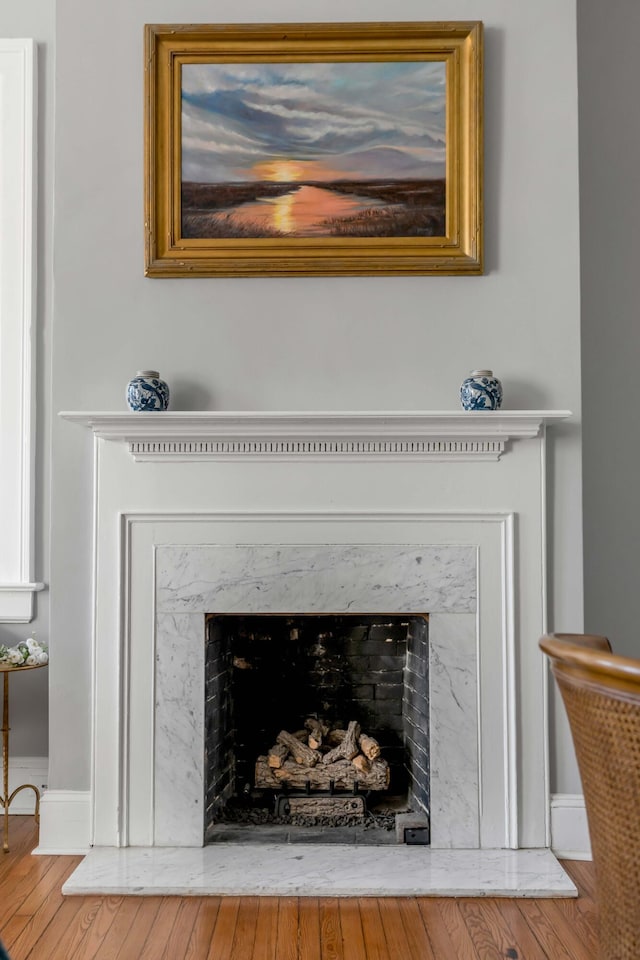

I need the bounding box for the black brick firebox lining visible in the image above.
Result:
[204,614,429,843]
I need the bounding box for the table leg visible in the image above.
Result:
[2,673,8,853]
[1,673,41,853]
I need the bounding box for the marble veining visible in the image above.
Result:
[62,845,577,898]
[428,614,479,847]
[156,544,476,614]
[152,543,481,850]
[154,614,204,845]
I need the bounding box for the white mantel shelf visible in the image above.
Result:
[60,411,571,462]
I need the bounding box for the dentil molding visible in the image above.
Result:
[60,411,571,462]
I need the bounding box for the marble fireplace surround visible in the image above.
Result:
[56,411,576,896]
[155,537,490,848]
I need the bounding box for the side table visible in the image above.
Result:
[1,662,47,852]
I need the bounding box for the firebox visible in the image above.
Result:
[204,614,429,844]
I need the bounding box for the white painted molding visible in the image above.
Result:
[0,40,44,621]
[550,794,592,860]
[60,410,571,462]
[6,756,48,814]
[501,513,518,849]
[34,790,92,855]
[0,585,46,622]
[105,511,518,849]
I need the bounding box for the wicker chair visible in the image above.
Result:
[539,633,640,960]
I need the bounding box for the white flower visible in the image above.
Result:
[0,637,47,666]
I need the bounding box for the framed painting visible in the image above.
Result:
[144,21,483,277]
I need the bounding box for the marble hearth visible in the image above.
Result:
[54,411,575,896]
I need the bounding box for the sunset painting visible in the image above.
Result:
[180,60,446,240]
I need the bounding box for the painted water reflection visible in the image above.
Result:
[220,185,390,237]
[181,179,446,240]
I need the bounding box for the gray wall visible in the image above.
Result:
[0,0,53,757]
[49,0,584,795]
[2,1,586,794]
[578,0,640,659]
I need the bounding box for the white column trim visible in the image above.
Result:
[0,39,44,621]
[501,512,518,847]
[540,426,551,847]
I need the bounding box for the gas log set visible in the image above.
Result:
[254,718,390,818]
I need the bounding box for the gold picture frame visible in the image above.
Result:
[145,21,483,277]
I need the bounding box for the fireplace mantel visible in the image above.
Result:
[43,402,574,896]
[60,410,570,462]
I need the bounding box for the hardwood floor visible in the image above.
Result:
[0,818,597,959]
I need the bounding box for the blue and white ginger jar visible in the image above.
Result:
[460,370,503,411]
[126,370,170,411]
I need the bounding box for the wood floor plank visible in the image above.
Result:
[0,838,31,884]
[138,898,183,960]
[67,896,124,960]
[20,896,102,960]
[229,896,260,960]
[155,897,203,960]
[563,860,597,900]
[206,896,241,960]
[1,858,85,957]
[184,898,221,960]
[357,899,388,960]
[513,899,578,960]
[2,834,42,875]
[0,914,30,954]
[276,897,300,960]
[377,898,416,958]
[251,898,280,960]
[43,897,109,960]
[396,899,437,960]
[437,900,482,960]
[458,897,522,959]
[566,856,600,938]
[113,897,164,960]
[0,852,71,927]
[417,899,479,960]
[534,899,596,960]
[319,898,344,960]
[79,897,143,960]
[15,855,81,914]
[552,891,599,950]
[337,899,366,960]
[493,898,561,960]
[298,898,322,960]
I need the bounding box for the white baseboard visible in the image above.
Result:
[33,789,92,855]
[6,756,48,813]
[551,793,592,860]
[29,787,592,858]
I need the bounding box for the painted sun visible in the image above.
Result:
[253,160,305,182]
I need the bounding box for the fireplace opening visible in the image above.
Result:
[205,613,429,845]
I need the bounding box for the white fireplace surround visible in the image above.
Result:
[143,527,502,849]
[47,411,570,886]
